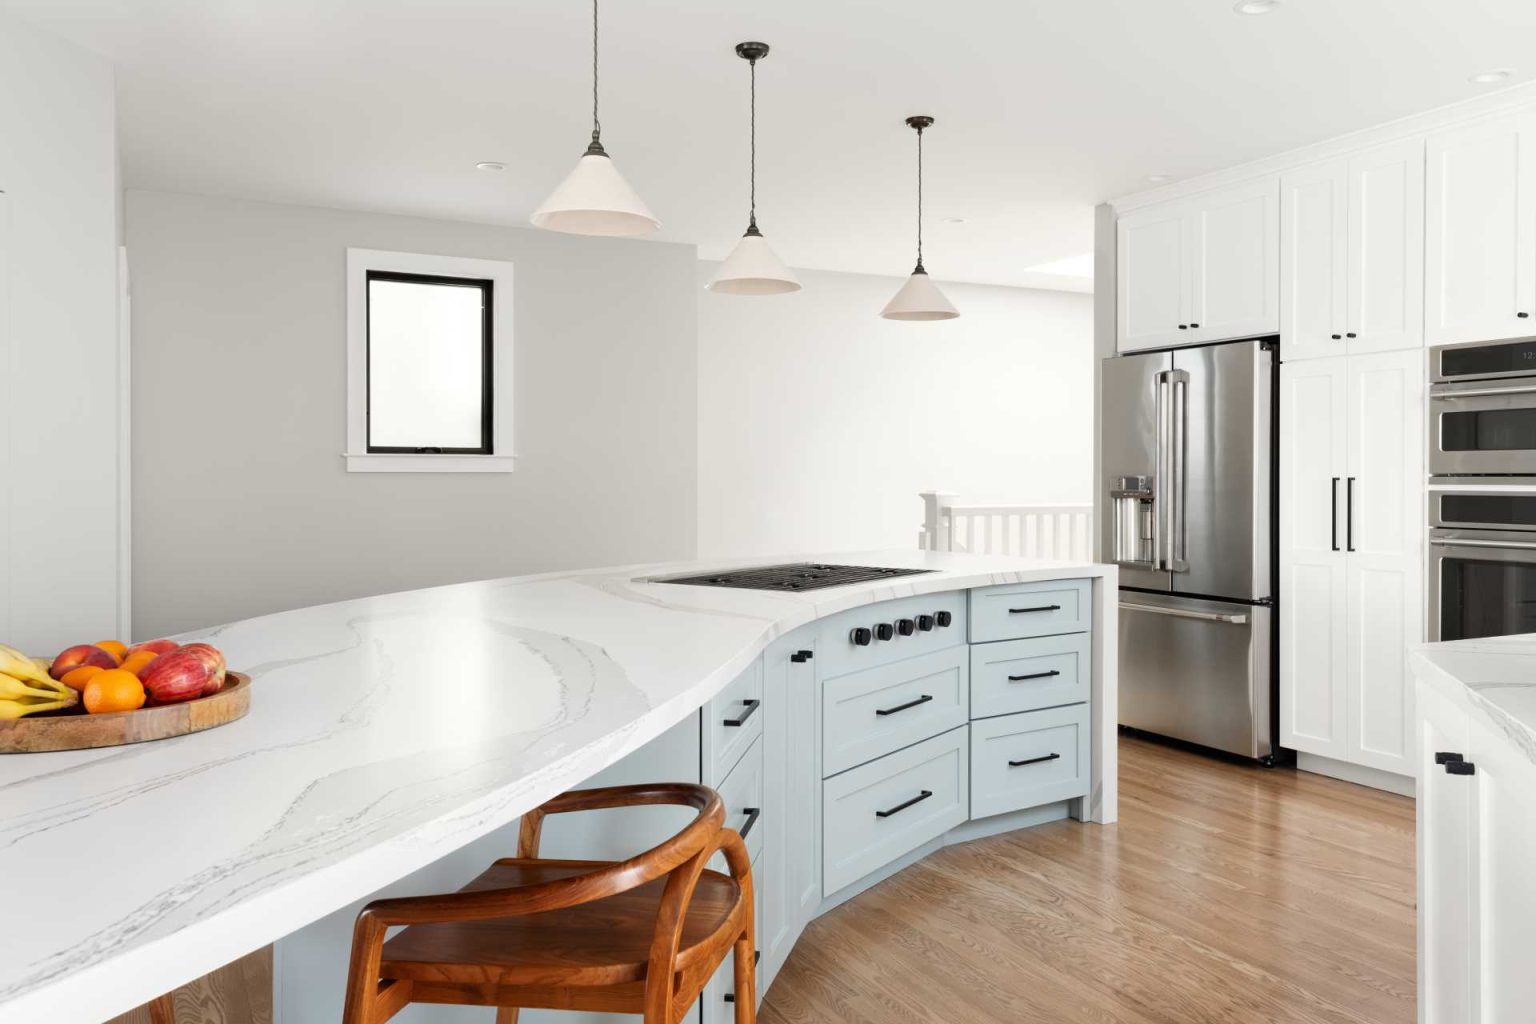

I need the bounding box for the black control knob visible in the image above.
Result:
[917,614,935,631]
[850,627,872,647]
[897,618,916,636]
[935,610,953,628]
[874,622,895,642]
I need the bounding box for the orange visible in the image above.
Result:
[83,669,146,714]
[60,664,107,692]
[94,640,128,660]
[120,650,159,677]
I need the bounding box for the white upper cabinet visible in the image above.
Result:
[1117,177,1279,352]
[1281,140,1424,361]
[1425,108,1536,345]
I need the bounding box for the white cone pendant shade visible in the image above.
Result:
[708,228,801,294]
[531,147,660,237]
[881,265,959,320]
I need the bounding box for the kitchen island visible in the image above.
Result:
[0,551,1116,1024]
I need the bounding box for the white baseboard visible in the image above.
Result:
[1297,752,1415,797]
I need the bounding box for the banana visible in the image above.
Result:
[0,644,54,686]
[0,674,71,703]
[0,696,76,719]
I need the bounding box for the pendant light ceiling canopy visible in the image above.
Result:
[708,42,801,296]
[881,115,959,321]
[531,0,659,237]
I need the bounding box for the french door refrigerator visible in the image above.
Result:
[1102,337,1278,763]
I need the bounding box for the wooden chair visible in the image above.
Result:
[341,782,755,1024]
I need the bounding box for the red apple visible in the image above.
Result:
[50,644,118,680]
[181,643,227,696]
[126,639,179,659]
[140,649,211,704]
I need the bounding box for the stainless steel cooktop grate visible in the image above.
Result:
[653,562,937,592]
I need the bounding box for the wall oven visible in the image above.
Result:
[1429,480,1536,641]
[1430,338,1536,476]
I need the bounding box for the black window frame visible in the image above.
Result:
[364,269,494,455]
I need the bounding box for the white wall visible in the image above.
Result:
[126,190,699,639]
[697,265,1094,559]
[0,13,122,653]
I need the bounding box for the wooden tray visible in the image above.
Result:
[0,672,251,753]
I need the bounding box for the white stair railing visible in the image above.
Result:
[918,491,1094,561]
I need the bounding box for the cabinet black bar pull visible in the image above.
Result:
[723,699,760,727]
[876,694,934,717]
[876,790,933,818]
[1346,477,1356,552]
[737,806,761,841]
[1331,334,1342,340]
[1446,760,1476,776]
[1008,604,1061,614]
[1520,312,1531,318]
[790,649,813,663]
[1331,477,1340,552]
[1346,332,1357,338]
[1434,751,1464,765]
[1009,752,1061,768]
[1008,669,1061,682]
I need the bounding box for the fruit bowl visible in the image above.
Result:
[0,672,251,753]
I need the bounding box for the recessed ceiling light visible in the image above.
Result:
[1233,0,1280,13]
[942,217,967,224]
[475,161,506,172]
[1470,68,1514,85]
[1146,174,1171,183]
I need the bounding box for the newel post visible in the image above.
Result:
[919,491,958,552]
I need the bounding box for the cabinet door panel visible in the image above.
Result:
[1347,139,1424,354]
[1281,159,1348,361]
[1279,358,1348,757]
[1117,204,1187,352]
[1187,177,1280,343]
[1417,681,1472,1024]
[1468,714,1536,1023]
[759,634,817,991]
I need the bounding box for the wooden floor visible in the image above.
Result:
[761,735,1416,1024]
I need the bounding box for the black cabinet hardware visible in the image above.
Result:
[790,649,813,662]
[935,610,953,627]
[1434,751,1464,764]
[723,952,763,1001]
[875,622,895,641]
[1009,752,1061,768]
[723,699,760,727]
[1346,477,1356,552]
[1331,333,1342,340]
[738,806,761,840]
[1190,322,1200,328]
[1521,312,1531,318]
[850,627,872,647]
[1445,760,1476,775]
[1008,669,1062,682]
[1008,604,1061,614]
[1331,477,1340,552]
[876,694,934,717]
[1346,332,1357,338]
[875,790,933,818]
[917,614,935,631]
[897,618,916,636]
[1178,324,1189,330]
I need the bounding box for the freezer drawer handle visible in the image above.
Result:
[1007,670,1061,682]
[723,699,760,728]
[1008,604,1062,614]
[1009,752,1061,768]
[875,790,933,818]
[1118,601,1249,625]
[875,694,933,717]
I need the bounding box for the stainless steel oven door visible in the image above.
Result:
[1429,527,1536,641]
[1430,379,1536,476]
[1430,480,1536,530]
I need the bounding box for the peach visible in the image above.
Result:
[126,639,179,659]
[140,649,211,704]
[50,644,118,680]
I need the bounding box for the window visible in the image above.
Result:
[345,250,514,472]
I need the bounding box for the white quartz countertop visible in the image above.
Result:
[0,550,1111,1024]
[1411,634,1536,764]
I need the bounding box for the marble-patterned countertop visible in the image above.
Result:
[1411,634,1536,765]
[0,550,1111,1024]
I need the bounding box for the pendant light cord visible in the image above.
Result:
[589,0,602,149]
[915,124,925,272]
[748,55,758,233]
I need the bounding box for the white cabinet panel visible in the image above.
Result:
[1279,358,1349,758]
[759,634,816,991]
[1347,138,1424,354]
[1426,110,1536,345]
[1281,159,1348,361]
[1187,176,1280,344]
[1117,203,1188,352]
[1417,681,1472,1024]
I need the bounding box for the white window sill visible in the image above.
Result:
[342,452,518,474]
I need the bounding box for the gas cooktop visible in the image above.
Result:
[653,562,937,592]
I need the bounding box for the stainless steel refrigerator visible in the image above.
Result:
[1102,337,1277,763]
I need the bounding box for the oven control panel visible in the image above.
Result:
[817,592,967,676]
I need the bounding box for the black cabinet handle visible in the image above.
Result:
[1331,477,1340,552]
[1434,751,1464,764]
[876,790,933,818]
[1520,312,1531,319]
[1346,477,1356,552]
[723,699,760,727]
[1008,604,1061,614]
[790,649,813,662]
[1009,752,1061,768]
[737,806,761,840]
[876,694,933,717]
[1445,760,1476,775]
[1331,334,1342,340]
[1190,322,1200,328]
[1346,332,1357,338]
[1008,669,1061,682]
[1178,324,1189,330]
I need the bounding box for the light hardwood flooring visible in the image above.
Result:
[760,735,1416,1024]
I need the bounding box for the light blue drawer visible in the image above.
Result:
[968,578,1090,644]
[969,704,1089,819]
[970,632,1090,719]
[822,646,969,777]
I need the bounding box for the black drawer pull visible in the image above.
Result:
[790,649,814,663]
[723,698,760,727]
[1008,669,1062,682]
[723,952,763,1001]
[876,694,933,717]
[1008,604,1062,614]
[1434,751,1463,765]
[737,806,761,840]
[1009,752,1061,768]
[1445,760,1476,776]
[876,790,933,818]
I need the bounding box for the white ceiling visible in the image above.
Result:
[5,0,1535,288]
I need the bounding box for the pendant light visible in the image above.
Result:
[881,115,959,321]
[707,42,801,295]
[531,0,659,237]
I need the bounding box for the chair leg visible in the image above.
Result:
[146,992,176,1024]
[732,934,756,1023]
[495,1009,520,1024]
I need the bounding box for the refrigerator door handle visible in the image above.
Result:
[1167,369,1190,573]
[1155,371,1170,571]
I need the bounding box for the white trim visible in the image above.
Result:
[117,246,132,639]
[1112,81,1536,214]
[1297,751,1415,797]
[344,248,514,474]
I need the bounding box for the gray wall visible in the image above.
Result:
[127,190,698,638]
